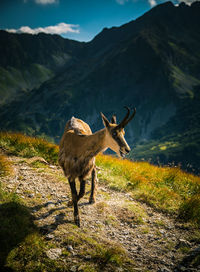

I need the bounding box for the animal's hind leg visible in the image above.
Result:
[89,167,98,204]
[68,178,80,227]
[77,178,86,202]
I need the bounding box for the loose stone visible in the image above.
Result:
[46,248,62,260]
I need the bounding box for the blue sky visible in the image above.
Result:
[0,0,196,42]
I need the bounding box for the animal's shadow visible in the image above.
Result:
[0,201,36,271]
[175,246,200,271]
[0,198,90,271]
[32,200,72,234]
[32,198,91,234]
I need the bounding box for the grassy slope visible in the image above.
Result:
[0,132,200,271]
[132,82,200,174]
[0,132,58,164]
[0,146,134,272]
[132,130,200,173]
[96,154,200,223]
[0,132,200,224]
[0,64,54,104]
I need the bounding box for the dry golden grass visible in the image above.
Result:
[0,132,200,225]
[0,132,58,164]
[1,132,200,271]
[96,154,200,225]
[0,154,13,177]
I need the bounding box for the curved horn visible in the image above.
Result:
[126,107,136,125]
[117,107,136,129]
[117,106,130,129]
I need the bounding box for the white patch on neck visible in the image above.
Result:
[70,117,78,129]
[70,116,83,135]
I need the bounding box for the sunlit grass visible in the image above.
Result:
[0,132,200,270]
[0,186,40,271]
[120,200,148,225]
[0,132,58,164]
[96,154,200,225]
[0,154,13,176]
[1,132,200,226]
[60,225,135,271]
[6,233,66,272]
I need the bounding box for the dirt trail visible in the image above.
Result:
[1,156,200,272]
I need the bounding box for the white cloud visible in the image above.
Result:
[116,0,139,4]
[6,23,79,35]
[35,0,58,4]
[148,0,157,7]
[24,0,59,4]
[116,0,129,4]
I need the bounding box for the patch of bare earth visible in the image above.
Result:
[1,156,200,272]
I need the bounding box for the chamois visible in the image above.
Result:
[58,107,136,226]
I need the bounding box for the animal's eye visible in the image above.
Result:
[112,131,117,137]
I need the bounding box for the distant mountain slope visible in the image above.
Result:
[0,1,200,172]
[0,30,85,104]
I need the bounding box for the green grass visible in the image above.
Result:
[0,174,134,272]
[171,65,200,98]
[0,132,58,164]
[0,185,40,271]
[0,135,61,271]
[1,132,200,227]
[96,154,200,225]
[0,65,54,104]
[0,154,13,176]
[1,132,200,271]
[0,163,47,271]
[5,233,68,272]
[0,190,134,271]
[132,128,200,175]
[179,195,200,225]
[60,225,135,272]
[121,200,148,225]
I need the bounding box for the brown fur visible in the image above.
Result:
[58,117,106,180]
[58,112,132,227]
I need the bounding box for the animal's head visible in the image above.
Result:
[101,107,136,158]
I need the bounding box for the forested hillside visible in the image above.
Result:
[0,1,200,173]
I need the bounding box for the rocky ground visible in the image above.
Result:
[1,155,200,272]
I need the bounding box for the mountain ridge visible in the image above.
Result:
[0,30,85,104]
[0,1,200,173]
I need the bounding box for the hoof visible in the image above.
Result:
[74,216,80,227]
[67,200,73,207]
[89,198,96,204]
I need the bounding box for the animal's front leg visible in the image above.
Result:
[77,178,86,202]
[68,178,80,227]
[89,167,98,204]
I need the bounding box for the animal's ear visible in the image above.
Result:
[111,115,117,124]
[101,112,110,128]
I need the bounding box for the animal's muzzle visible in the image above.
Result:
[120,147,130,158]
[125,147,130,154]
